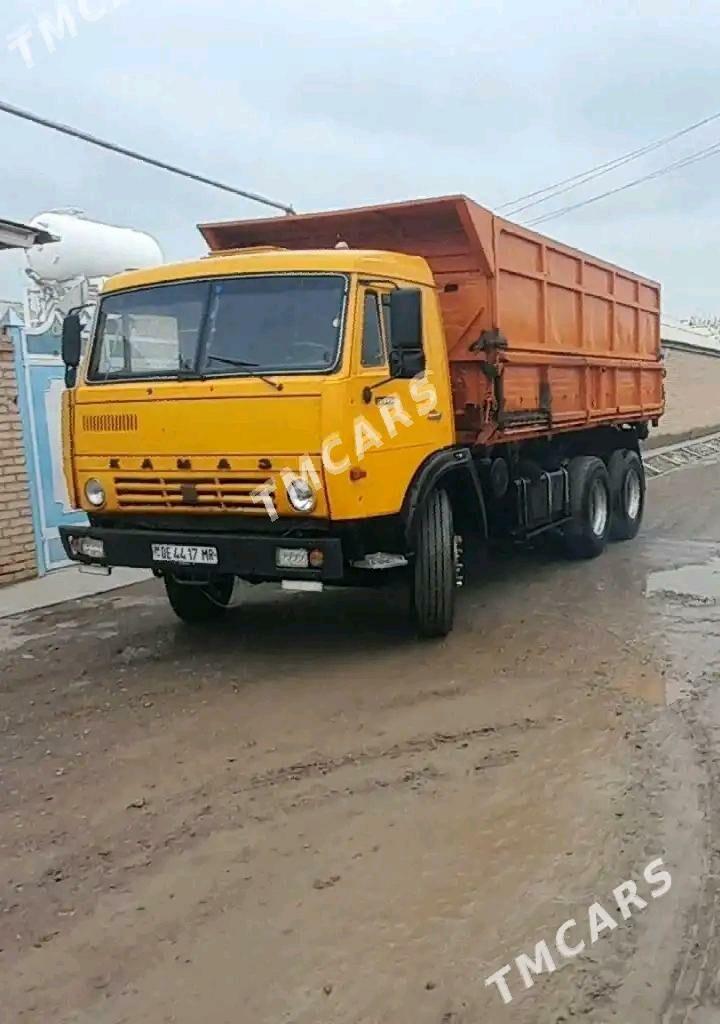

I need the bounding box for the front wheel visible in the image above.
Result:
[410,488,457,639]
[164,574,235,624]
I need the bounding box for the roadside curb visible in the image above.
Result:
[644,422,720,450]
[644,431,720,480]
[0,567,150,620]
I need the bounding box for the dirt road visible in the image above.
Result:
[3,457,720,1023]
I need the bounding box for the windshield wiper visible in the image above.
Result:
[176,358,201,380]
[206,355,284,391]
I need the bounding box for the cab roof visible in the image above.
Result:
[102,248,435,294]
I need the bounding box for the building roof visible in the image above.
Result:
[661,316,720,355]
[0,300,23,329]
[0,218,57,251]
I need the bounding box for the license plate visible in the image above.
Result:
[151,544,219,566]
[276,547,309,569]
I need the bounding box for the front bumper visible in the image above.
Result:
[59,524,345,582]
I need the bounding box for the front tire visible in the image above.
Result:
[608,449,645,541]
[562,456,612,560]
[164,574,234,624]
[410,488,456,639]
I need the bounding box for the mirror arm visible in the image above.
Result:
[362,376,396,404]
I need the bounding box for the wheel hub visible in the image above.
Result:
[625,469,642,520]
[589,480,609,536]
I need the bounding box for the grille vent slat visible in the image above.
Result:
[113,474,275,512]
[83,413,139,433]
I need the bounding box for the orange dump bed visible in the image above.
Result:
[200,195,664,445]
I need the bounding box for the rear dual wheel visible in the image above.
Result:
[562,456,612,559]
[608,449,645,541]
[562,449,645,559]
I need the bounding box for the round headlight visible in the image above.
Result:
[286,478,316,513]
[84,478,106,508]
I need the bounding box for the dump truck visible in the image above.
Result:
[59,195,664,637]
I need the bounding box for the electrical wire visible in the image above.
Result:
[526,138,720,226]
[499,110,720,216]
[0,99,296,216]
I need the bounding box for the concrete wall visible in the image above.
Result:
[656,344,720,444]
[0,328,37,584]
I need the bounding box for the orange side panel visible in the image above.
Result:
[199,195,663,444]
[493,218,661,360]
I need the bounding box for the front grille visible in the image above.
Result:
[83,413,138,432]
[114,475,275,513]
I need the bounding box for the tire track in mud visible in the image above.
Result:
[660,685,720,1024]
[245,717,542,791]
[0,715,542,968]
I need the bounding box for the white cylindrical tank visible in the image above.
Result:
[25,211,163,282]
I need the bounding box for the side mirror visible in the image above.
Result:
[62,313,82,388]
[388,349,403,377]
[390,288,422,351]
[389,288,425,378]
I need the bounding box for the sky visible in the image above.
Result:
[1,0,720,318]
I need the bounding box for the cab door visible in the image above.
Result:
[345,282,453,519]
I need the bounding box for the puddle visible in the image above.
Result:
[110,595,165,610]
[86,620,121,640]
[91,629,120,640]
[0,621,56,654]
[646,555,720,704]
[647,557,720,605]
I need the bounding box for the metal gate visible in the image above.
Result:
[14,304,88,574]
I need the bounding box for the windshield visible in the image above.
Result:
[87,273,348,382]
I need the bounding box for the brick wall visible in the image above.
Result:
[656,345,720,444]
[0,329,37,584]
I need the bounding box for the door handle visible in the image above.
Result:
[427,410,443,421]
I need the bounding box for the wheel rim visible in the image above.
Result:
[589,479,609,536]
[624,469,642,521]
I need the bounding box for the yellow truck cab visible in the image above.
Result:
[59,245,468,635]
[60,197,661,637]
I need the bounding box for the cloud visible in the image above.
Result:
[0,0,719,315]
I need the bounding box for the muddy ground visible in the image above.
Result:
[2,458,720,1024]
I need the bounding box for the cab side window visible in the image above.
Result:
[361,291,385,368]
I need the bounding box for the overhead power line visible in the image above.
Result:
[526,138,720,227]
[0,99,296,216]
[499,109,720,216]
